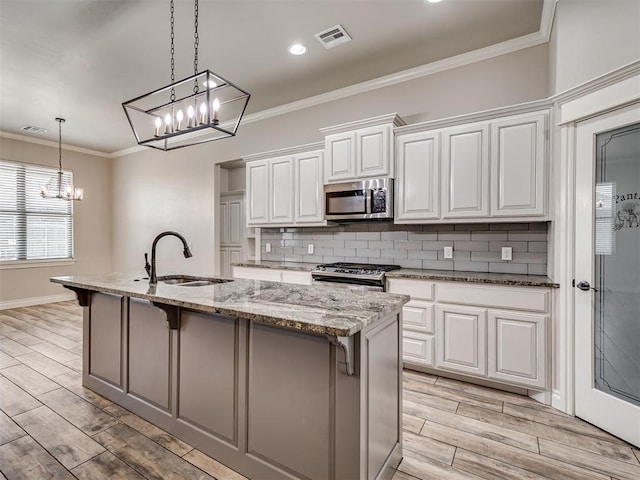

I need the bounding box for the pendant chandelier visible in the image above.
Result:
[122,0,250,151]
[40,118,84,201]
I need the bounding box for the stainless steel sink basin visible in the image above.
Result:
[159,275,233,287]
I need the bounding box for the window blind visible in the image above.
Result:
[0,160,74,261]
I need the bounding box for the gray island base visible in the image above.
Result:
[51,273,409,480]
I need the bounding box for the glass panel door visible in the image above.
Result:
[594,122,640,408]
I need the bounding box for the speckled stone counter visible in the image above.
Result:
[386,269,559,288]
[51,271,405,480]
[232,260,316,271]
[51,272,408,336]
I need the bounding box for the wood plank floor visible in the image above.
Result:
[0,302,638,480]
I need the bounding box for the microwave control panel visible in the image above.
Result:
[372,189,387,213]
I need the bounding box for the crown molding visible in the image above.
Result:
[111,26,553,158]
[6,2,558,160]
[0,131,111,158]
[242,141,325,162]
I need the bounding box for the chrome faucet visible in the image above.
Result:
[147,231,193,285]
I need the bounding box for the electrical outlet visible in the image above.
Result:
[307,243,315,254]
[443,246,453,259]
[265,243,271,253]
[501,246,512,261]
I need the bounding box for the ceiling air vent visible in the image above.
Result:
[315,25,352,49]
[21,125,48,134]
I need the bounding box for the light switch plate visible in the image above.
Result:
[443,246,453,259]
[501,246,512,261]
[265,243,271,253]
[307,244,314,254]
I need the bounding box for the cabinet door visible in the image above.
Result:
[229,248,242,271]
[228,200,243,245]
[247,160,269,225]
[491,112,547,217]
[442,123,489,218]
[295,151,324,223]
[436,304,487,376]
[220,202,229,245]
[403,331,435,367]
[488,310,547,389]
[270,156,294,224]
[219,248,229,277]
[395,131,440,221]
[356,124,392,178]
[325,132,356,182]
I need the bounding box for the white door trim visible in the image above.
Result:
[551,69,640,416]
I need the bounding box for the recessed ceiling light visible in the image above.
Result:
[425,0,443,3]
[289,44,307,55]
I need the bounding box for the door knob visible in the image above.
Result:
[574,280,597,292]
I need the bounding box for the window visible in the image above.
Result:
[0,160,74,262]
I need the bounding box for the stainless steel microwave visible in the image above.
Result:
[324,177,393,221]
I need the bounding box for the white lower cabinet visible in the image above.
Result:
[487,310,547,389]
[388,277,549,390]
[436,304,487,376]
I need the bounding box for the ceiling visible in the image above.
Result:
[0,0,544,154]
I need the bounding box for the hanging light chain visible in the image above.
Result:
[170,0,176,101]
[57,118,63,172]
[193,0,199,94]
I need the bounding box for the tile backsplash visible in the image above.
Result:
[261,222,548,275]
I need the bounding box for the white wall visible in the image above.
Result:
[0,137,112,306]
[111,45,549,275]
[549,0,640,94]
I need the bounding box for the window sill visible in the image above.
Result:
[0,258,77,270]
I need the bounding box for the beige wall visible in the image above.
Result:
[549,0,640,94]
[112,45,549,275]
[0,137,112,305]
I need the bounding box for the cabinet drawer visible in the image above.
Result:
[403,301,434,333]
[437,283,548,313]
[387,278,435,301]
[232,266,282,282]
[281,270,312,285]
[403,332,434,366]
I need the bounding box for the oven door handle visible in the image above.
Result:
[365,189,372,214]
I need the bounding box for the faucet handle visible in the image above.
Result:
[144,253,151,277]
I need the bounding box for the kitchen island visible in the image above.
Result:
[51,273,408,480]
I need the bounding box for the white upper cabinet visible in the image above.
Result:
[246,160,269,225]
[442,122,490,219]
[294,150,325,224]
[356,124,393,178]
[490,112,547,217]
[321,113,405,183]
[324,132,356,182]
[244,143,327,227]
[394,107,549,223]
[395,130,440,221]
[269,156,294,224]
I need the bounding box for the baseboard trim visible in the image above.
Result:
[0,293,76,310]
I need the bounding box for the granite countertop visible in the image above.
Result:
[233,260,316,271]
[51,273,408,337]
[233,261,558,288]
[386,269,559,288]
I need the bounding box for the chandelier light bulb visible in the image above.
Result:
[212,98,220,125]
[154,117,162,137]
[187,105,195,128]
[176,109,184,130]
[199,102,207,124]
[164,113,172,134]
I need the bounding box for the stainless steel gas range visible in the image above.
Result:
[310,262,401,292]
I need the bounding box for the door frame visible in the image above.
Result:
[573,103,640,446]
[551,65,640,416]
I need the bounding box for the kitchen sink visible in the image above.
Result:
[159,275,233,287]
